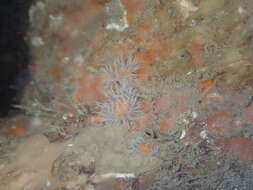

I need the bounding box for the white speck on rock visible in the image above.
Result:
[200,130,208,139]
[31,36,44,47]
[180,129,186,139]
[238,7,246,14]
[106,22,129,32]
[105,0,129,32]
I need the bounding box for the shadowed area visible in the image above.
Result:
[0,0,33,117]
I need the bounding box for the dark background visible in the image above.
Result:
[0,0,33,117]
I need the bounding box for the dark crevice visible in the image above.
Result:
[0,0,34,117]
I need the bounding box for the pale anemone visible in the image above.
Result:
[102,55,138,88]
[97,55,141,126]
[128,135,159,157]
[96,92,141,126]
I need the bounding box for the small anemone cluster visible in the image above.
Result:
[96,56,141,126]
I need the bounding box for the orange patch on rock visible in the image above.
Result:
[134,36,171,85]
[90,0,105,10]
[156,92,191,131]
[121,0,145,23]
[55,0,105,61]
[207,111,231,134]
[49,64,62,83]
[135,23,151,43]
[73,70,104,102]
[218,137,253,161]
[197,79,214,90]
[5,120,27,137]
[198,85,223,105]
[57,12,82,40]
[56,46,74,59]
[89,114,102,123]
[91,30,108,53]
[159,115,173,131]
[174,95,189,113]
[207,111,230,125]
[138,143,153,153]
[152,97,170,115]
[111,42,133,53]
[134,49,157,85]
[57,0,104,40]
[91,35,134,62]
[188,40,206,68]
[134,51,152,85]
[242,106,253,125]
[145,36,167,56]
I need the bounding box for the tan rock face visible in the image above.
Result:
[1,135,64,190]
